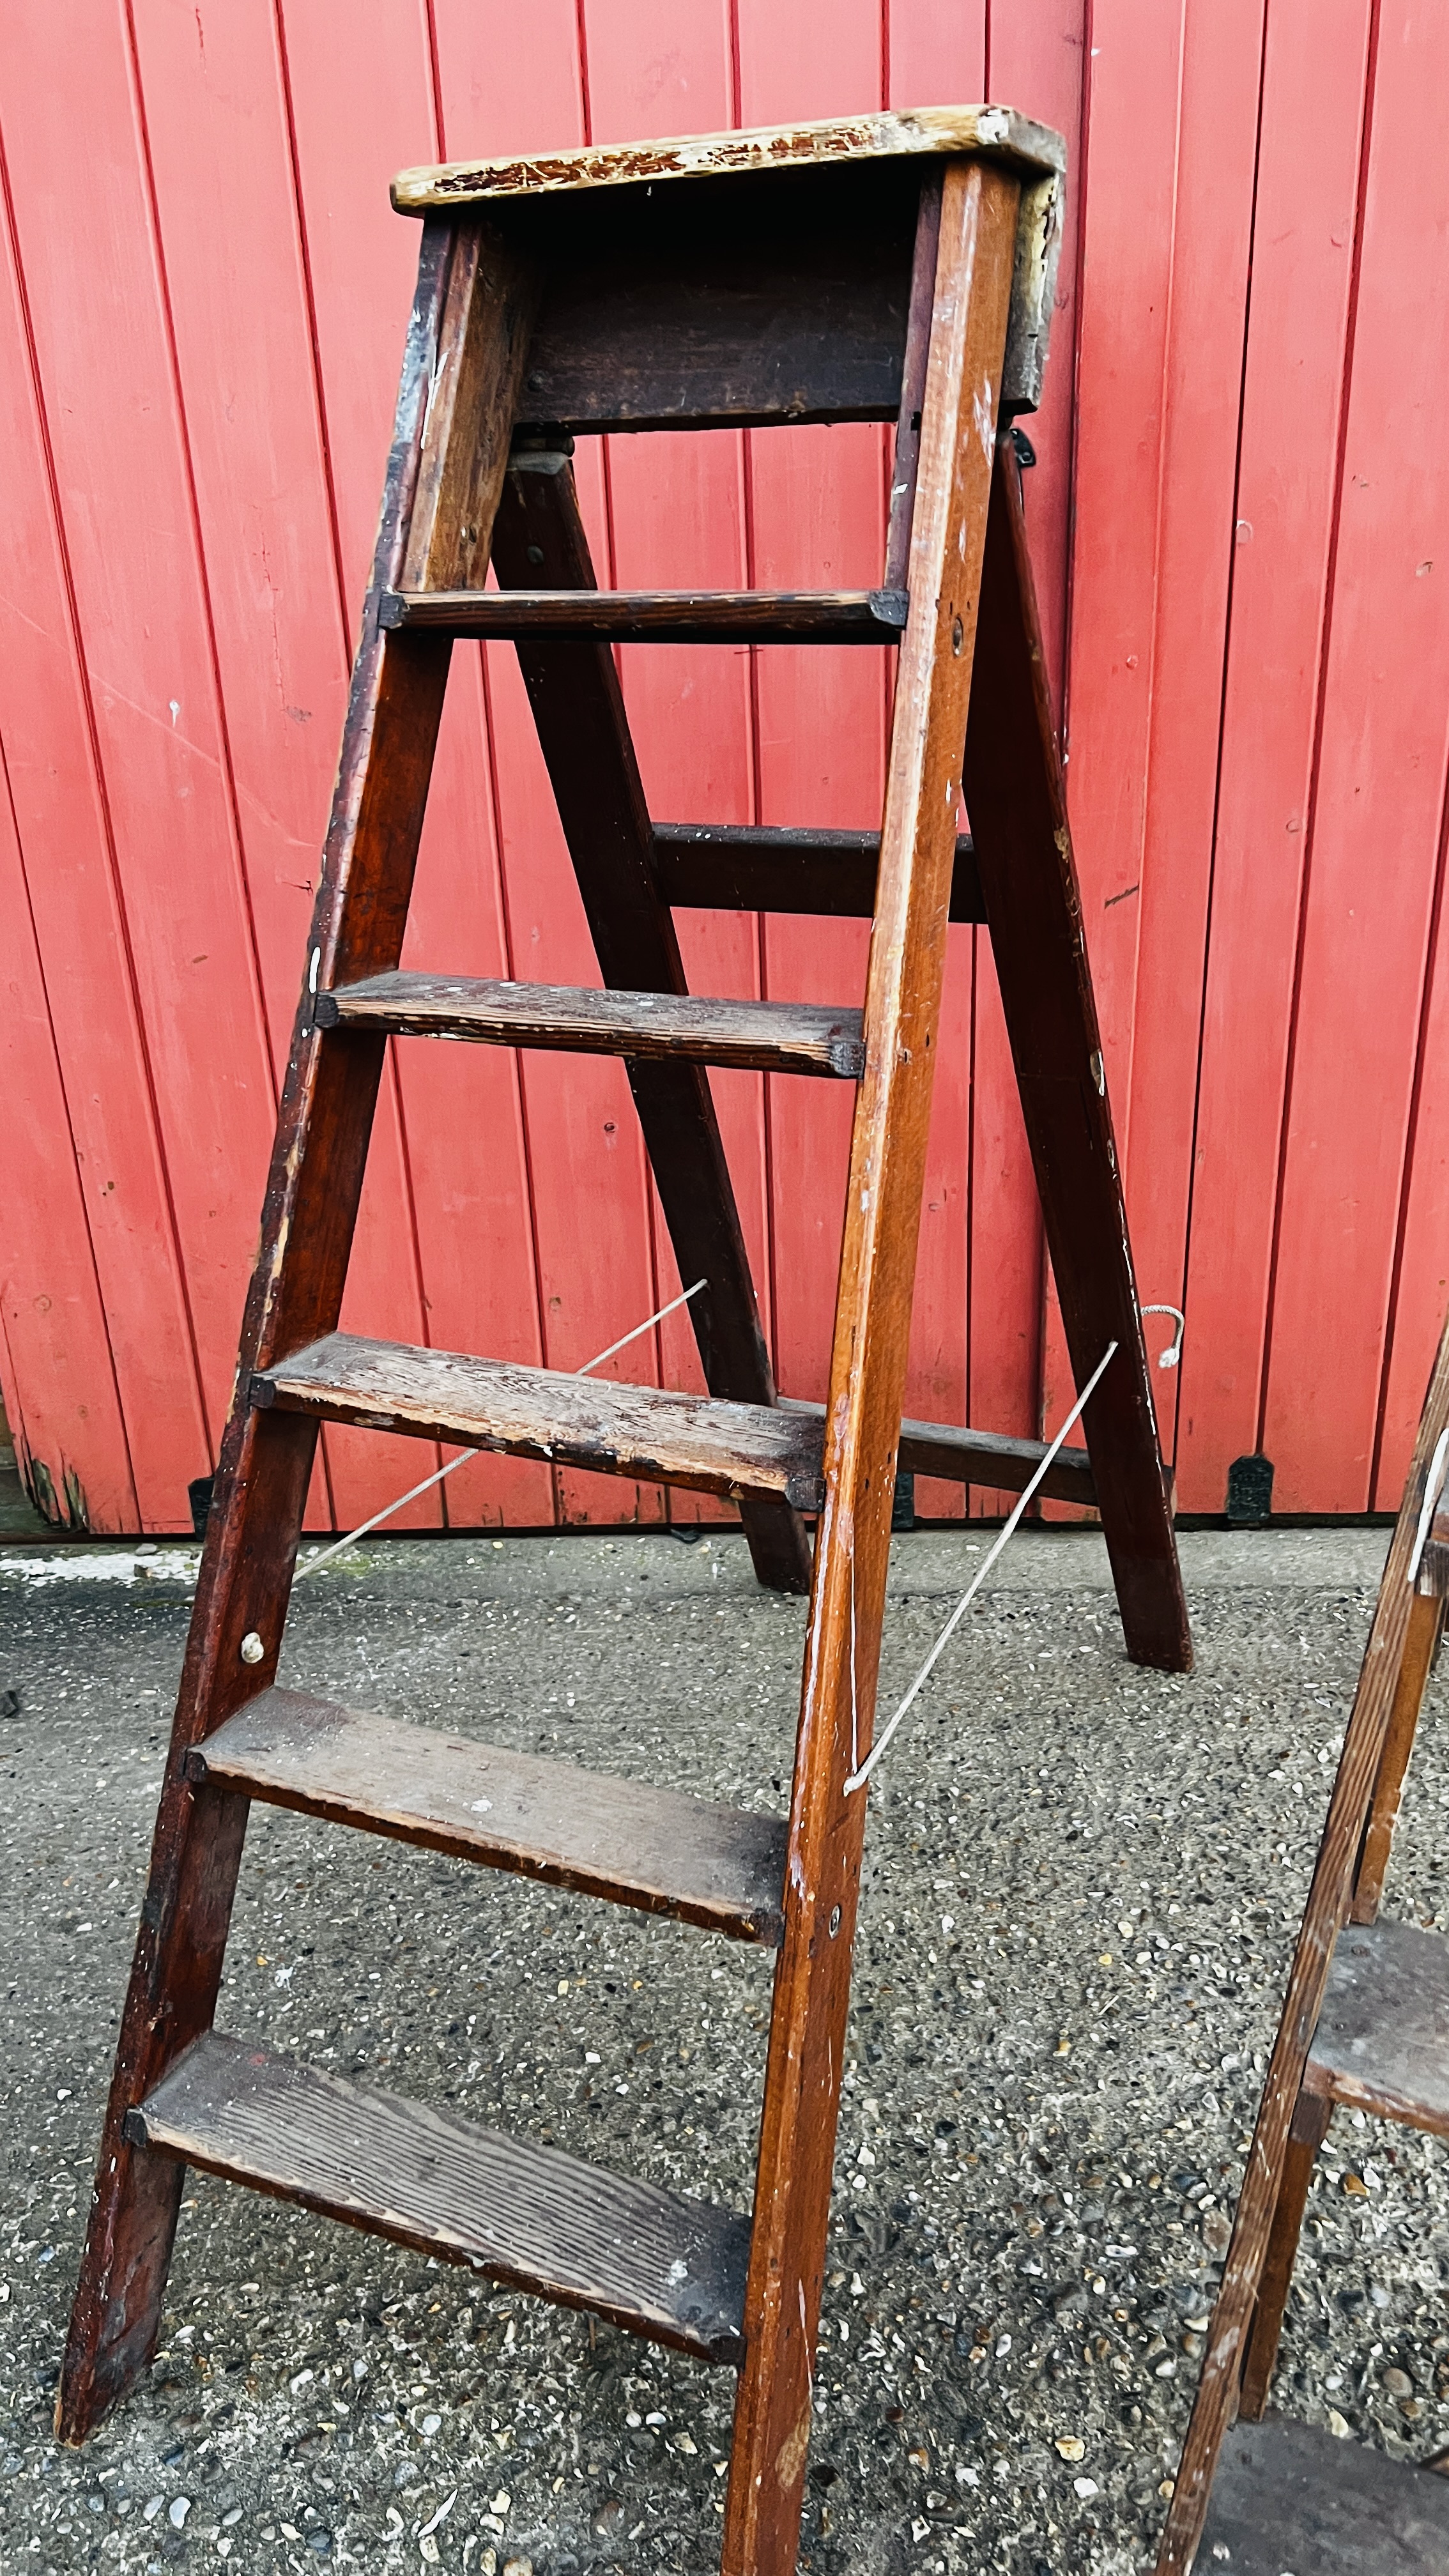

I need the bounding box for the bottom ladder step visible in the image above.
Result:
[128,2032,749,2364]
[1199,2415,1449,2573]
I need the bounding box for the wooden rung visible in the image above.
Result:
[188,1688,786,1944]
[314,972,864,1077]
[251,1335,826,1510]
[128,2032,749,2364]
[1303,1917,1449,2136]
[780,1396,1096,1506]
[1199,2415,1449,2573]
[378,586,908,643]
[651,821,985,923]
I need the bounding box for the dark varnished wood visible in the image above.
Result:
[131,2033,750,2365]
[314,971,865,1077]
[252,1332,827,1512]
[491,449,811,1597]
[1238,2089,1331,2421]
[650,820,984,923]
[1353,1591,1443,1921]
[1199,2418,1449,2575]
[56,219,538,2448]
[382,586,907,642]
[781,1396,1095,1506]
[1156,1312,1449,2572]
[882,171,942,592]
[188,1687,786,1945]
[965,436,1191,1676]
[723,162,1021,2576]
[1303,1917,1449,2136]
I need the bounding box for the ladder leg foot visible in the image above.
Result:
[56,2140,185,2444]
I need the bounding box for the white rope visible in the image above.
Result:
[844,1341,1119,1795]
[1408,1425,1449,1587]
[1141,1303,1186,1369]
[293,1278,707,1581]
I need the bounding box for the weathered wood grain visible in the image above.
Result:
[314,972,865,1077]
[1303,1918,1449,2137]
[1352,1591,1442,1920]
[252,1332,826,1511]
[649,822,985,924]
[1198,2416,1449,2574]
[392,105,1066,211]
[188,1687,786,1944]
[724,160,1020,2576]
[382,587,907,642]
[130,2032,750,2365]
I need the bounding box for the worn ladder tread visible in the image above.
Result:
[128,2032,749,2363]
[1305,1917,1449,2137]
[188,1688,786,1944]
[651,820,985,924]
[1198,2416,1449,2574]
[250,1336,827,1510]
[314,972,864,1077]
[379,586,908,642]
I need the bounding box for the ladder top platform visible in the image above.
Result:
[391,103,1068,215]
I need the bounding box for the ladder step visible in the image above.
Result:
[781,1397,1097,1507]
[314,972,864,1077]
[652,820,985,924]
[1305,1917,1449,2136]
[126,2032,749,2364]
[378,586,908,643]
[1200,2415,1449,2573]
[188,1688,786,1944]
[251,1336,827,1509]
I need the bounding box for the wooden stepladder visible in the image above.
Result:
[60,107,1190,2576]
[1158,1307,1449,2576]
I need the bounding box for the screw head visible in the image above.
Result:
[239,1632,264,1666]
[828,1905,842,1938]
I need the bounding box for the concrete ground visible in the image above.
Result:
[3,1521,1448,2576]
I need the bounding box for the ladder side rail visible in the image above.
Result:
[56,215,538,2446]
[1351,1588,1443,1923]
[722,157,1022,2576]
[1155,1308,1449,2573]
[489,455,812,1595]
[962,440,1192,1674]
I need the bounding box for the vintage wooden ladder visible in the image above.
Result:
[1157,1306,1449,2575]
[59,107,1191,2575]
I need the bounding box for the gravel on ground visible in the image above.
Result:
[3,1521,1446,2576]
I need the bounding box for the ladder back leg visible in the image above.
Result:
[490,456,812,1597]
[56,213,537,2444]
[1237,2089,1331,2421]
[963,439,1191,1674]
[722,157,1022,2576]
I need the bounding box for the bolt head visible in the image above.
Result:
[239,1632,264,1666]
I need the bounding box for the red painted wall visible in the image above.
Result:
[2,0,1446,1535]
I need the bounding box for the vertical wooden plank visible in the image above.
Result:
[0,121,211,1529]
[1117,0,1266,1470]
[962,2,1085,1516]
[1375,865,1449,1508]
[429,0,662,1533]
[0,747,134,1529]
[885,3,986,1521]
[1038,0,1183,1473]
[735,0,888,1433]
[0,0,279,1450]
[1176,0,1373,1514]
[581,0,765,1529]
[280,0,550,1532]
[1262,0,1449,1509]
